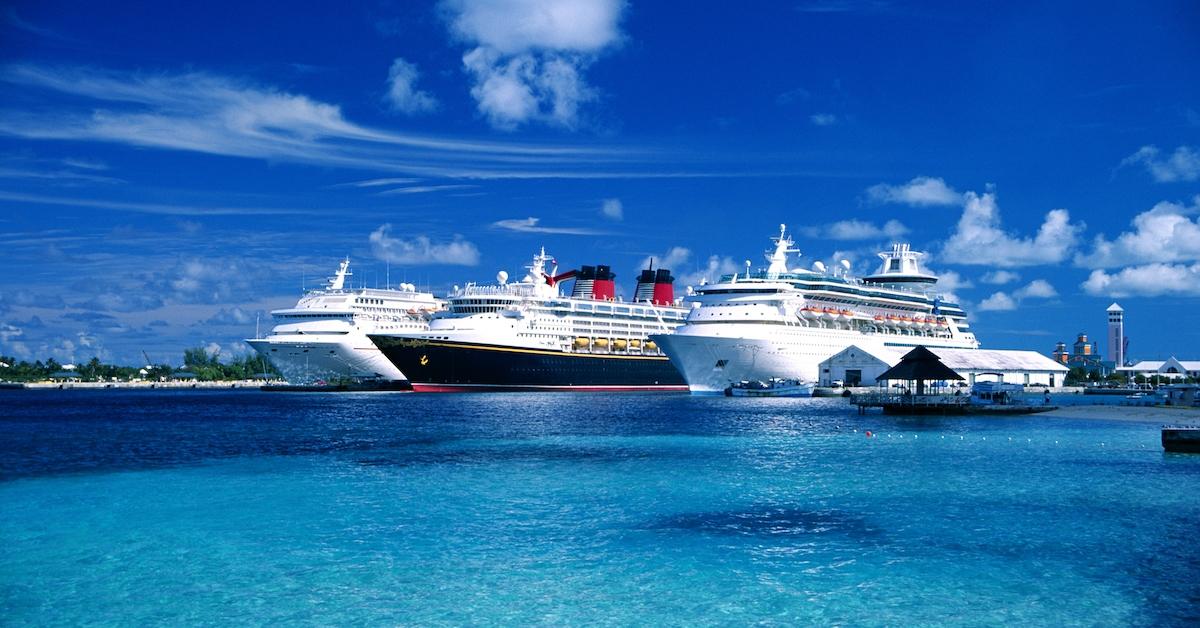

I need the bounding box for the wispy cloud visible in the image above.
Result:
[866,176,962,207]
[601,198,623,220]
[801,218,907,241]
[369,224,480,265]
[795,1,894,13]
[0,166,123,185]
[809,113,837,126]
[0,64,708,181]
[377,184,478,195]
[384,57,438,115]
[1119,145,1200,183]
[0,190,322,216]
[491,216,609,235]
[980,270,1020,285]
[977,279,1057,312]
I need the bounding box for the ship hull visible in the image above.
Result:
[654,324,976,395]
[247,334,406,384]
[370,336,687,392]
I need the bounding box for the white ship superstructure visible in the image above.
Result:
[246,259,443,384]
[369,249,690,391]
[653,225,980,394]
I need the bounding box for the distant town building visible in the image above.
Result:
[1051,332,1111,375]
[1107,302,1125,367]
[1117,358,1200,381]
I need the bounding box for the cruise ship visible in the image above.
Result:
[652,225,980,394]
[246,259,443,384]
[369,249,689,392]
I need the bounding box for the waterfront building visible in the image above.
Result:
[1117,357,1200,381]
[819,344,1069,388]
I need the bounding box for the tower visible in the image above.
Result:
[1107,303,1124,367]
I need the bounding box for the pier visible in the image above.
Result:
[852,392,1058,415]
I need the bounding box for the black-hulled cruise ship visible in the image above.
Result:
[369,249,688,392]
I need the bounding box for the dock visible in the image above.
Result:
[1162,427,1200,453]
[852,392,1058,415]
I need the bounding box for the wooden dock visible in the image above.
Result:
[852,392,1058,415]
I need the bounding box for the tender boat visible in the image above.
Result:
[725,378,815,397]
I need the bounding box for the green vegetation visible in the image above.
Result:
[0,347,279,383]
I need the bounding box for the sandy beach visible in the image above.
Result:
[1043,404,1200,424]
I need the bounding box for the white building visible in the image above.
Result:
[1117,357,1200,380]
[819,345,1070,387]
[1107,302,1124,367]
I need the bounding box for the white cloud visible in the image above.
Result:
[385,58,438,115]
[369,224,480,265]
[981,270,1020,285]
[1119,145,1200,182]
[1082,263,1200,297]
[941,189,1084,267]
[635,247,691,276]
[601,198,623,220]
[977,291,1017,312]
[635,247,740,287]
[810,113,837,126]
[977,279,1058,312]
[803,219,908,241]
[1075,196,1200,268]
[1014,279,1057,299]
[931,269,971,304]
[0,322,23,343]
[491,216,607,235]
[866,176,962,207]
[444,0,624,54]
[445,0,625,129]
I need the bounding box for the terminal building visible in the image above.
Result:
[818,345,1069,388]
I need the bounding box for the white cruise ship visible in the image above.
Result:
[246,259,443,384]
[370,249,690,392]
[652,225,980,394]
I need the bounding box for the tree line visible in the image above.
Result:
[0,348,280,382]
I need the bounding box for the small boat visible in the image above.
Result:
[725,378,815,397]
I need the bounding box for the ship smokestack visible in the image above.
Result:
[652,268,675,305]
[572,265,596,298]
[634,268,656,302]
[592,264,616,300]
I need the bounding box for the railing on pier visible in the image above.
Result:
[852,392,972,412]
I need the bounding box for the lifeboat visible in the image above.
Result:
[839,309,853,320]
[613,339,628,350]
[573,337,590,348]
[801,307,818,319]
[593,338,610,348]
[644,341,658,351]
[629,339,642,348]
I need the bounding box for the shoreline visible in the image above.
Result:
[1040,403,1200,424]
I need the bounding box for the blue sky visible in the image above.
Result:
[1,0,1198,366]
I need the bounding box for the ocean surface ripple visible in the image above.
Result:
[1,390,1197,626]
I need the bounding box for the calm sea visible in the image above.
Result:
[1,390,1197,626]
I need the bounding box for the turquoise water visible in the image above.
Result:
[2,391,1198,625]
